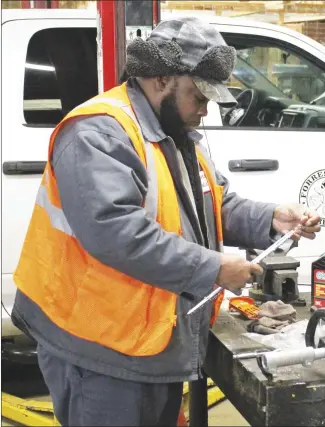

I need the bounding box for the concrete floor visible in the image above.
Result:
[2,399,250,426]
[208,400,250,426]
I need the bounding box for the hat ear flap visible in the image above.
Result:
[191,45,236,81]
[159,38,184,62]
[126,38,187,77]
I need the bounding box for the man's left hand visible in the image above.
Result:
[272,203,321,240]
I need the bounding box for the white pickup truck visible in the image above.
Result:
[2,9,325,346]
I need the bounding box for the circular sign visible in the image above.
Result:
[299,169,325,227]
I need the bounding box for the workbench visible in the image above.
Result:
[190,293,325,427]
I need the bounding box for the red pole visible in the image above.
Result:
[34,0,47,7]
[97,0,118,92]
[21,0,31,8]
[153,0,159,28]
[50,0,60,8]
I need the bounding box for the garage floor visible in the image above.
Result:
[2,399,250,426]
[208,400,250,426]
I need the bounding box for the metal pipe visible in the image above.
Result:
[260,347,325,373]
[233,349,271,360]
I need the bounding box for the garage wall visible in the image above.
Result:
[304,20,325,45]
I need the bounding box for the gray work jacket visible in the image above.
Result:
[12,78,276,383]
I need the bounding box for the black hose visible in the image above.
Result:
[305,309,325,348]
[2,301,11,319]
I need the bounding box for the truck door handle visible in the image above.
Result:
[2,161,46,175]
[228,159,279,172]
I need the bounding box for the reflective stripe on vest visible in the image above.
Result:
[36,185,74,237]
[14,83,224,355]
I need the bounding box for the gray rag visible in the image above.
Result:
[248,300,297,335]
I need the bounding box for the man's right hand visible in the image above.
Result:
[216,254,263,291]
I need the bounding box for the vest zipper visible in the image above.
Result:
[173,314,177,327]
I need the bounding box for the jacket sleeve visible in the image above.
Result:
[215,170,277,250]
[52,116,220,299]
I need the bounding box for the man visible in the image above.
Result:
[12,17,320,426]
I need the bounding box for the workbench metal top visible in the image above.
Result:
[203,293,325,426]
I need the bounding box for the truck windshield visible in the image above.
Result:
[227,44,325,104]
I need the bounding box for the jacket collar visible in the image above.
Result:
[126,78,203,144]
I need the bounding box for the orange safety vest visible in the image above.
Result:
[14,83,224,357]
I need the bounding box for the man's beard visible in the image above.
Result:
[159,91,188,149]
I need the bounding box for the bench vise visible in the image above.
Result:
[248,255,302,304]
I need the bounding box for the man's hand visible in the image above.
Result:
[216,254,263,291]
[272,203,321,240]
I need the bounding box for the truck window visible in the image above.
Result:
[24,28,98,127]
[220,33,325,129]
